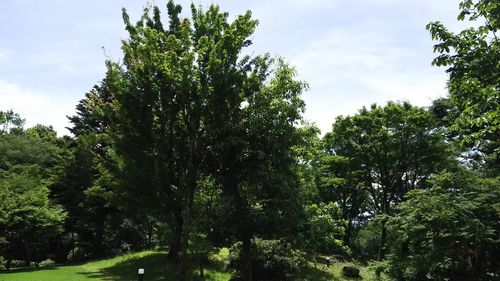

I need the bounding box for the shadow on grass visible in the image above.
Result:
[77,252,227,281]
[298,263,366,281]
[296,266,335,281]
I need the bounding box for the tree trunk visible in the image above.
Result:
[199,259,205,280]
[175,202,192,281]
[23,240,32,266]
[227,176,253,281]
[175,133,199,281]
[94,210,106,257]
[6,258,12,270]
[378,221,387,261]
[167,220,181,260]
[241,234,253,281]
[378,189,389,261]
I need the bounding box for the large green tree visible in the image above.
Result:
[0,116,66,267]
[386,170,499,280]
[322,102,452,259]
[96,2,307,280]
[202,56,307,280]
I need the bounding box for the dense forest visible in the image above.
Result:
[0,0,498,280]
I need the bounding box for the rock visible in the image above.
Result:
[342,266,360,278]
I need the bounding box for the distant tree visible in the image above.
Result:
[386,170,499,280]
[322,102,452,259]
[0,110,24,134]
[317,153,368,246]
[301,202,347,255]
[0,166,66,267]
[427,0,499,173]
[0,116,66,267]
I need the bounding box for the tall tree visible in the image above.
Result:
[427,0,499,174]
[203,56,307,280]
[105,3,205,279]
[95,2,308,280]
[322,102,452,259]
[58,79,120,260]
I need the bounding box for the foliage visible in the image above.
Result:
[0,110,24,134]
[427,0,500,170]
[352,220,382,259]
[341,266,360,278]
[367,260,390,281]
[0,117,67,266]
[227,238,307,281]
[38,259,56,268]
[91,2,308,280]
[385,170,499,281]
[8,260,28,268]
[301,202,347,255]
[322,101,452,258]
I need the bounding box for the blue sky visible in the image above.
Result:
[0,0,464,135]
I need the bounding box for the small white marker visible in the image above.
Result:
[138,268,145,275]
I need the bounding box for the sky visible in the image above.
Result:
[0,0,465,136]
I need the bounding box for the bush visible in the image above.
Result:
[385,172,500,281]
[0,256,5,270]
[67,247,87,262]
[39,259,56,268]
[342,266,360,277]
[368,260,389,280]
[10,260,28,268]
[227,238,307,281]
[352,220,381,260]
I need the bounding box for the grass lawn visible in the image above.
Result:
[301,258,392,281]
[0,251,230,281]
[0,250,391,281]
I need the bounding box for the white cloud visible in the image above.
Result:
[0,79,75,136]
[0,48,12,63]
[289,24,448,134]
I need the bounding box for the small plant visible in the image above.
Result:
[39,258,56,268]
[0,256,6,270]
[342,265,360,278]
[10,259,28,268]
[368,260,389,280]
[67,246,87,262]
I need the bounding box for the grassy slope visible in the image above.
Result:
[302,259,392,281]
[0,250,390,281]
[0,251,230,281]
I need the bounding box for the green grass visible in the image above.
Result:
[301,257,393,281]
[0,250,390,281]
[0,251,230,281]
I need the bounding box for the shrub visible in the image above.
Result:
[0,256,5,270]
[385,172,500,280]
[342,266,360,277]
[227,238,307,281]
[39,259,56,268]
[352,221,381,260]
[67,247,87,262]
[368,260,389,280]
[10,260,28,268]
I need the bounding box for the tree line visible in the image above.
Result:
[0,1,498,280]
